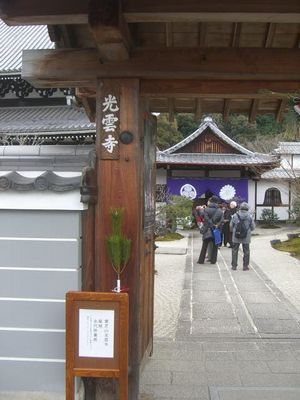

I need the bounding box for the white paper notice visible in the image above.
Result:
[79,309,115,358]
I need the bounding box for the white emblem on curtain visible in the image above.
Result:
[219,184,236,200]
[180,184,197,199]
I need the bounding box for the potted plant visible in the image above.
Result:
[106,208,131,292]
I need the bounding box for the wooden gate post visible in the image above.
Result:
[95,78,142,399]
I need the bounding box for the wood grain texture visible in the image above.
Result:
[74,80,300,98]
[22,48,300,87]
[95,79,142,399]
[2,0,300,25]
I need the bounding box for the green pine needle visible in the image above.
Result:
[122,238,132,266]
[106,208,132,277]
[110,208,124,235]
[106,235,122,274]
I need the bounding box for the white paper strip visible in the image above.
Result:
[79,309,114,358]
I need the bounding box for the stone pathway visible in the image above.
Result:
[140,229,300,400]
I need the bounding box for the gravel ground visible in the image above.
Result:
[154,236,188,339]
[251,225,300,311]
[153,226,300,339]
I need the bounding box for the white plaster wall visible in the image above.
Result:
[0,190,86,210]
[256,179,290,220]
[156,168,167,184]
[292,154,300,168]
[257,180,289,204]
[248,180,256,212]
[0,171,85,211]
[0,171,82,178]
[256,206,290,220]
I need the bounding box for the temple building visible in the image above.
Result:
[157,117,280,219]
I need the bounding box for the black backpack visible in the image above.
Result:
[235,214,248,239]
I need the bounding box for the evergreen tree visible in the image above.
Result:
[176,114,199,138]
[156,114,183,150]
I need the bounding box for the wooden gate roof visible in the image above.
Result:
[1,1,300,121]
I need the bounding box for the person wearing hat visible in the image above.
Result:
[197,195,223,264]
[222,201,237,247]
[230,202,255,271]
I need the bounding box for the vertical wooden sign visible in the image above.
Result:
[66,292,129,400]
[99,84,120,159]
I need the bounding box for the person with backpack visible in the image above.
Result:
[230,202,255,271]
[197,195,223,265]
[222,201,237,248]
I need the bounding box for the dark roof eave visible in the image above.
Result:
[156,161,279,168]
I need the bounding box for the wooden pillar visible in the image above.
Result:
[254,179,258,222]
[95,79,142,399]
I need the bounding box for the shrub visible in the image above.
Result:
[157,195,193,233]
[260,208,279,227]
[289,198,300,225]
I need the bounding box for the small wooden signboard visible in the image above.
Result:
[66,292,129,400]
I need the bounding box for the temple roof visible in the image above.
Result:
[261,167,300,179]
[157,152,276,167]
[0,170,81,192]
[274,142,300,155]
[0,105,95,136]
[0,19,54,74]
[163,117,253,156]
[159,117,278,168]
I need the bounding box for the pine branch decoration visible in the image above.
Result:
[106,235,122,274]
[106,208,132,282]
[110,207,124,235]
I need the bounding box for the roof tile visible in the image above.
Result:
[0,20,54,73]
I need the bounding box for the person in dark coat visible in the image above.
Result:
[197,196,224,264]
[230,202,255,271]
[222,201,237,247]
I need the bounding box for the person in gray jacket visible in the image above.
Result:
[230,202,255,271]
[197,196,223,264]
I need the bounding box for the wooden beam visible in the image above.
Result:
[275,98,288,122]
[294,32,300,48]
[140,79,300,97]
[22,48,300,87]
[0,0,88,25]
[123,0,300,23]
[249,99,260,122]
[47,25,75,48]
[81,97,96,122]
[150,100,279,115]
[195,98,202,121]
[2,0,300,26]
[264,23,276,48]
[72,80,300,99]
[88,0,130,62]
[165,22,173,47]
[168,97,175,122]
[198,23,206,46]
[76,87,97,98]
[231,23,242,47]
[223,99,231,121]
